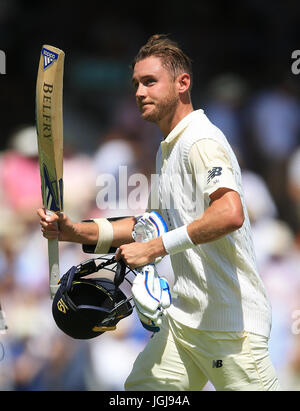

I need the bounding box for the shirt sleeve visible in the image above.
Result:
[188,139,239,197]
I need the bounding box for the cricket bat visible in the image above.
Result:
[35,45,65,298]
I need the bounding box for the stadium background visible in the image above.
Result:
[0,0,300,390]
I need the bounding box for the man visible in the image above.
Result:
[38,34,280,391]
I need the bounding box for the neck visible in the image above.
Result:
[159,101,194,138]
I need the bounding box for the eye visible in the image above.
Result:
[144,78,155,86]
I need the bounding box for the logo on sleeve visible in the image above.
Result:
[207,167,223,183]
[212,359,223,368]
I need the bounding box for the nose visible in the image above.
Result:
[135,83,146,99]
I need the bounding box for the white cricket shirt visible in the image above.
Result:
[149,109,272,337]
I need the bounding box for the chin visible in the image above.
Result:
[141,107,158,122]
[141,112,158,123]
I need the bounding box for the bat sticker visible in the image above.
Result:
[42,47,59,70]
[43,164,61,211]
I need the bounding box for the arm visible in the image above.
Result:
[116,187,244,268]
[187,187,244,244]
[111,217,136,247]
[37,208,136,248]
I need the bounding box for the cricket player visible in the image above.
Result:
[38,34,280,391]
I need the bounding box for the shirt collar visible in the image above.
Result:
[161,109,204,150]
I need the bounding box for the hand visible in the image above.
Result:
[115,237,167,269]
[37,208,76,242]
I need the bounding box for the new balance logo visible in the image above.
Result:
[207,167,222,183]
[212,359,223,368]
[42,47,58,70]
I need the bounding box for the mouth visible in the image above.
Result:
[139,102,154,111]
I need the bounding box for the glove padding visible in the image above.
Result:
[133,211,168,264]
[132,264,171,332]
[134,301,163,333]
[133,210,168,242]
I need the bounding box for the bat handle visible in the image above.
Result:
[46,210,60,299]
[48,238,60,298]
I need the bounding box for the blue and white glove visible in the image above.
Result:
[132,211,168,264]
[132,263,171,332]
[133,301,163,333]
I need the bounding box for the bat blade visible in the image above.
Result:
[35,45,65,298]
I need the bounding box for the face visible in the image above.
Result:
[132,56,180,124]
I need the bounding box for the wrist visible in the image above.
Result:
[70,222,89,243]
[161,224,195,255]
[65,221,98,245]
[93,218,114,253]
[148,237,168,261]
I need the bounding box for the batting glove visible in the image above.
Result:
[134,300,163,333]
[132,211,168,264]
[132,264,171,332]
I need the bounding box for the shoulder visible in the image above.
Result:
[190,139,230,160]
[188,139,231,173]
[181,110,228,148]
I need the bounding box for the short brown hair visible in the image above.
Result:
[132,34,193,90]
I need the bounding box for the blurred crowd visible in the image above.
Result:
[1,0,300,392]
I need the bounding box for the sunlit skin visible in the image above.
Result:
[132,56,193,137]
[37,55,244,269]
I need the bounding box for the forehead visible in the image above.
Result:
[132,56,169,80]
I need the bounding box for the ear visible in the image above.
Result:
[176,73,191,94]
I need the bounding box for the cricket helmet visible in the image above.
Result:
[52,256,135,339]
